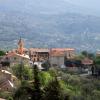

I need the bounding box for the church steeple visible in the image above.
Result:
[18,37,24,55]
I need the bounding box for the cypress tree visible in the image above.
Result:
[32,64,42,100]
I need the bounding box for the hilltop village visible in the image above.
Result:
[0,38,76,68]
[0,38,100,100]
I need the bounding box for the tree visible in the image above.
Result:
[13,85,34,100]
[0,50,6,56]
[13,64,43,100]
[94,56,100,65]
[81,83,94,98]
[81,51,95,59]
[88,53,95,59]
[32,64,42,100]
[12,62,33,81]
[43,77,66,100]
[39,72,52,86]
[81,51,88,57]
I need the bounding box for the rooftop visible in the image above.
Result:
[82,58,93,65]
[51,48,75,51]
[5,52,30,59]
[50,51,64,57]
[29,48,50,52]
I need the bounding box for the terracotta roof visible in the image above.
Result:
[50,51,64,57]
[50,48,75,57]
[5,52,30,59]
[6,52,16,57]
[82,58,93,65]
[29,48,50,52]
[51,48,75,52]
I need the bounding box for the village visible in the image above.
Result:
[0,38,100,100]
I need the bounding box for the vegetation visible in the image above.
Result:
[0,50,6,56]
[0,57,100,100]
[12,62,33,81]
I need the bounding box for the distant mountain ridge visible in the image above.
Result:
[0,0,100,51]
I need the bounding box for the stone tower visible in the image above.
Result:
[18,37,24,55]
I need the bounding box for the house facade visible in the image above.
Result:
[29,48,50,62]
[49,48,75,67]
[50,52,65,67]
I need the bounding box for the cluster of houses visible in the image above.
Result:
[0,38,95,70]
[0,38,76,68]
[0,38,94,92]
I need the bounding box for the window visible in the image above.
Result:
[34,55,36,57]
[14,57,17,60]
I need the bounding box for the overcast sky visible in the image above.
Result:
[0,0,99,16]
[0,0,100,10]
[66,0,100,10]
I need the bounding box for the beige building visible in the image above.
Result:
[1,52,30,67]
[29,48,50,62]
[51,48,75,59]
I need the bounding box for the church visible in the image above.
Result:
[1,38,30,67]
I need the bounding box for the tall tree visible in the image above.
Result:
[43,77,65,100]
[13,64,42,100]
[32,64,42,100]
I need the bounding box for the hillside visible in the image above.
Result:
[0,0,100,51]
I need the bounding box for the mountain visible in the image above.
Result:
[0,0,100,51]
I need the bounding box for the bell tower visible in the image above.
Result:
[18,37,24,55]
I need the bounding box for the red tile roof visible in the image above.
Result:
[50,51,64,57]
[82,58,93,65]
[29,48,50,52]
[50,48,75,57]
[51,48,75,52]
[4,52,30,59]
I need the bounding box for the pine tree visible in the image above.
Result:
[43,77,63,100]
[32,64,42,100]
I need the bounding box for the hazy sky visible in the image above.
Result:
[0,0,99,16]
[0,0,100,10]
[67,0,100,10]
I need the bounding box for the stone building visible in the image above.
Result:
[29,48,50,62]
[49,48,75,67]
[51,48,75,59]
